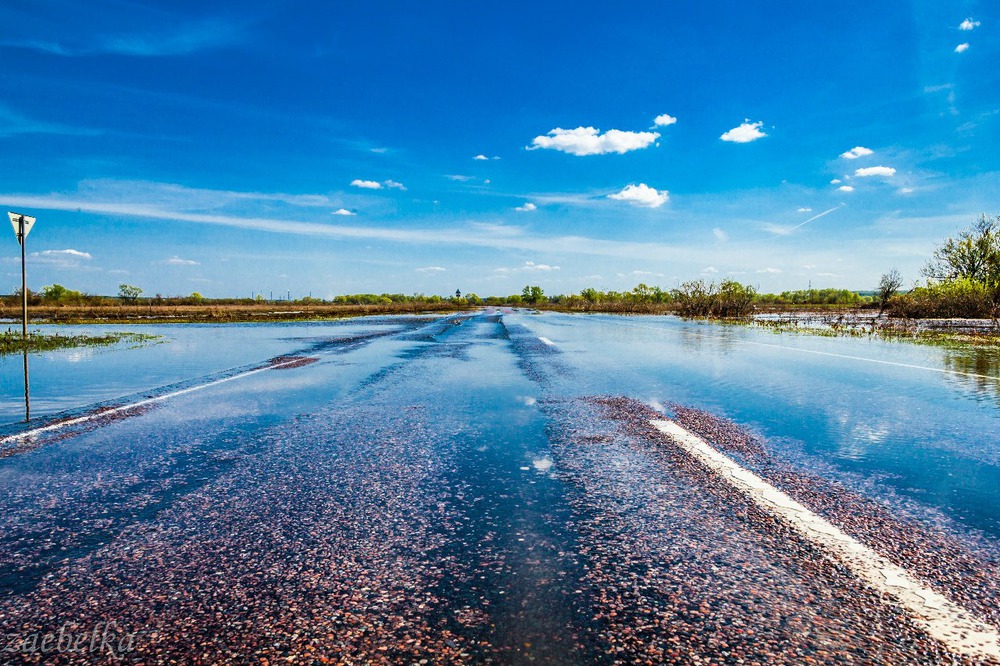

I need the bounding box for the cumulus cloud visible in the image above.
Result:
[515,202,537,212]
[351,179,406,191]
[608,183,669,208]
[39,249,91,259]
[959,18,980,31]
[838,185,855,192]
[955,42,970,53]
[163,256,199,265]
[840,146,873,159]
[701,266,719,275]
[522,261,559,271]
[720,120,766,143]
[332,208,356,216]
[415,266,446,273]
[712,227,729,242]
[653,113,677,127]
[528,126,660,156]
[854,166,896,177]
[473,154,501,160]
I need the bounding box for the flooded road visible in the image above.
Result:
[1,311,999,664]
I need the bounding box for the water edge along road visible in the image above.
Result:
[1,311,999,664]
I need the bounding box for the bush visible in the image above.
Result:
[886,279,995,318]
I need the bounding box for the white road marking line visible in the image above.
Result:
[538,337,556,346]
[1,357,308,447]
[650,418,1000,661]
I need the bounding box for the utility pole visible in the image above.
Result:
[8,212,36,422]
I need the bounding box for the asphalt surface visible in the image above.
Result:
[1,311,998,664]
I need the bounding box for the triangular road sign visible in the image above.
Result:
[8,212,35,244]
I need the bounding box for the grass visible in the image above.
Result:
[0,330,162,356]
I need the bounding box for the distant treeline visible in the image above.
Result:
[4,214,997,320]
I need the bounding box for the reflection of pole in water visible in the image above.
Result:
[22,344,29,422]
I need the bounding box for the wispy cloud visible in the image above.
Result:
[712,228,729,242]
[840,146,873,160]
[0,18,245,57]
[701,266,718,275]
[40,249,92,260]
[384,180,407,191]
[528,126,659,156]
[608,183,669,208]
[522,261,559,271]
[0,105,100,138]
[756,267,782,274]
[0,190,693,262]
[446,175,474,182]
[162,256,199,266]
[515,202,537,212]
[416,266,446,273]
[30,249,93,268]
[797,207,812,212]
[720,120,766,143]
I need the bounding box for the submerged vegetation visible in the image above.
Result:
[0,330,160,356]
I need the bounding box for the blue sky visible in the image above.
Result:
[1,1,998,298]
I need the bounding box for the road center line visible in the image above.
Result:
[650,418,1000,661]
[1,357,308,447]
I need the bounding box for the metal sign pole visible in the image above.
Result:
[19,215,29,421]
[9,212,35,422]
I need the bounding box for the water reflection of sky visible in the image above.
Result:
[508,312,1000,538]
[0,319,413,424]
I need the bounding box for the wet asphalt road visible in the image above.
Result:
[0,311,998,664]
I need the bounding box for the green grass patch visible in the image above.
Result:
[0,330,162,356]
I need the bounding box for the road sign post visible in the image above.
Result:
[9,212,35,421]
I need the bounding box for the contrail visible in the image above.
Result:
[786,204,844,233]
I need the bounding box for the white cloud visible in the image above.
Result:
[955,42,970,53]
[351,179,382,189]
[522,261,559,271]
[332,208,356,216]
[163,256,199,266]
[898,187,915,194]
[416,266,446,273]
[840,146,873,160]
[384,179,407,190]
[653,113,677,127]
[838,185,855,192]
[854,166,896,177]
[720,120,766,143]
[446,174,473,182]
[701,266,718,275]
[712,227,729,242]
[473,154,489,160]
[515,202,537,212]
[630,270,664,277]
[528,126,660,156]
[797,207,812,213]
[608,183,669,208]
[830,178,842,184]
[756,267,782,274]
[959,18,980,31]
[39,249,91,259]
[763,223,793,236]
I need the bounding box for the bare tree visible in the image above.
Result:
[876,269,902,313]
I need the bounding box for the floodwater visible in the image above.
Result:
[0,311,998,664]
